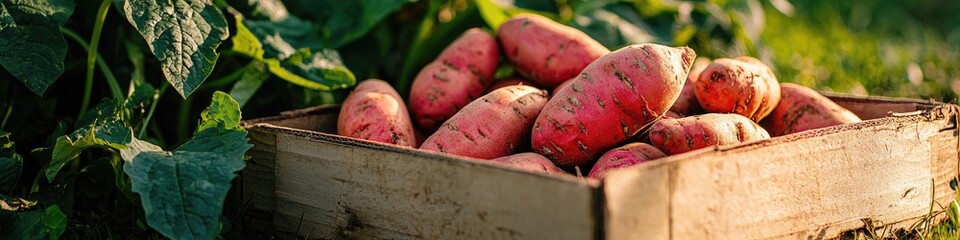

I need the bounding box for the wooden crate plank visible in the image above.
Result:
[270,130,599,239]
[604,106,957,239]
[240,128,278,234]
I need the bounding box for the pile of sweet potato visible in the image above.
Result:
[335,13,862,179]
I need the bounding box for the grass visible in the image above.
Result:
[759,0,960,103]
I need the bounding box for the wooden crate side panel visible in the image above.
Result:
[240,129,278,234]
[272,133,598,240]
[603,163,671,240]
[605,110,956,239]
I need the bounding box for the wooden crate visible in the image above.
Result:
[239,93,959,239]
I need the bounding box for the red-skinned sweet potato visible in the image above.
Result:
[760,83,862,136]
[669,57,711,116]
[486,77,539,93]
[531,43,696,169]
[499,14,610,88]
[490,153,566,174]
[421,85,548,159]
[695,56,781,121]
[338,79,416,147]
[648,113,770,155]
[587,142,666,179]
[409,28,500,132]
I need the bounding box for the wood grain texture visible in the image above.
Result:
[603,104,958,239]
[239,128,278,234]
[255,125,598,239]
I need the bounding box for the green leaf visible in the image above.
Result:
[226,0,289,21]
[123,91,250,240]
[475,0,511,31]
[242,17,357,91]
[266,49,355,91]
[229,61,269,108]
[0,131,22,192]
[230,16,264,59]
[2,205,67,240]
[297,0,410,48]
[570,3,666,49]
[46,100,132,181]
[0,0,76,95]
[114,0,230,98]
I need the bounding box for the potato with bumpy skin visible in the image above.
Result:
[695,56,780,121]
[648,113,770,155]
[421,85,548,159]
[338,79,416,147]
[760,83,862,136]
[499,13,610,88]
[669,57,711,116]
[486,77,539,93]
[531,43,696,169]
[490,153,566,174]
[409,28,500,132]
[587,143,666,179]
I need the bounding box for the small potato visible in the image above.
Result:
[649,113,770,155]
[760,83,862,136]
[587,143,666,179]
[409,28,500,132]
[421,85,548,159]
[490,153,566,174]
[338,79,416,147]
[669,57,711,116]
[695,56,780,121]
[499,14,610,88]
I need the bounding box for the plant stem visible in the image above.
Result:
[202,62,251,89]
[78,0,115,119]
[0,103,12,130]
[60,28,123,101]
[139,84,168,139]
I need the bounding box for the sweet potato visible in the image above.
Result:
[421,85,548,159]
[487,77,538,93]
[695,56,781,121]
[587,142,666,179]
[669,57,711,116]
[499,13,610,88]
[663,111,683,119]
[409,28,500,132]
[531,43,696,169]
[490,153,566,174]
[338,79,416,147]
[551,78,574,99]
[760,83,862,136]
[648,113,770,155]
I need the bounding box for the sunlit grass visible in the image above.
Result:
[760,1,960,102]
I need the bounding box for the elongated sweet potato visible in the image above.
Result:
[648,113,770,155]
[587,142,665,179]
[499,13,610,88]
[760,83,862,136]
[669,57,711,116]
[338,79,416,147]
[695,56,780,121]
[490,153,566,174]
[532,43,696,169]
[421,85,548,159]
[486,77,539,93]
[409,28,500,131]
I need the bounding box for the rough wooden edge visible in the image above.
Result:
[239,127,279,235]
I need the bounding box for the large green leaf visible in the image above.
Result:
[297,0,410,48]
[114,0,229,98]
[122,91,251,240]
[1,205,67,240]
[239,17,356,91]
[45,100,132,181]
[570,3,666,49]
[0,131,22,192]
[0,0,76,95]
